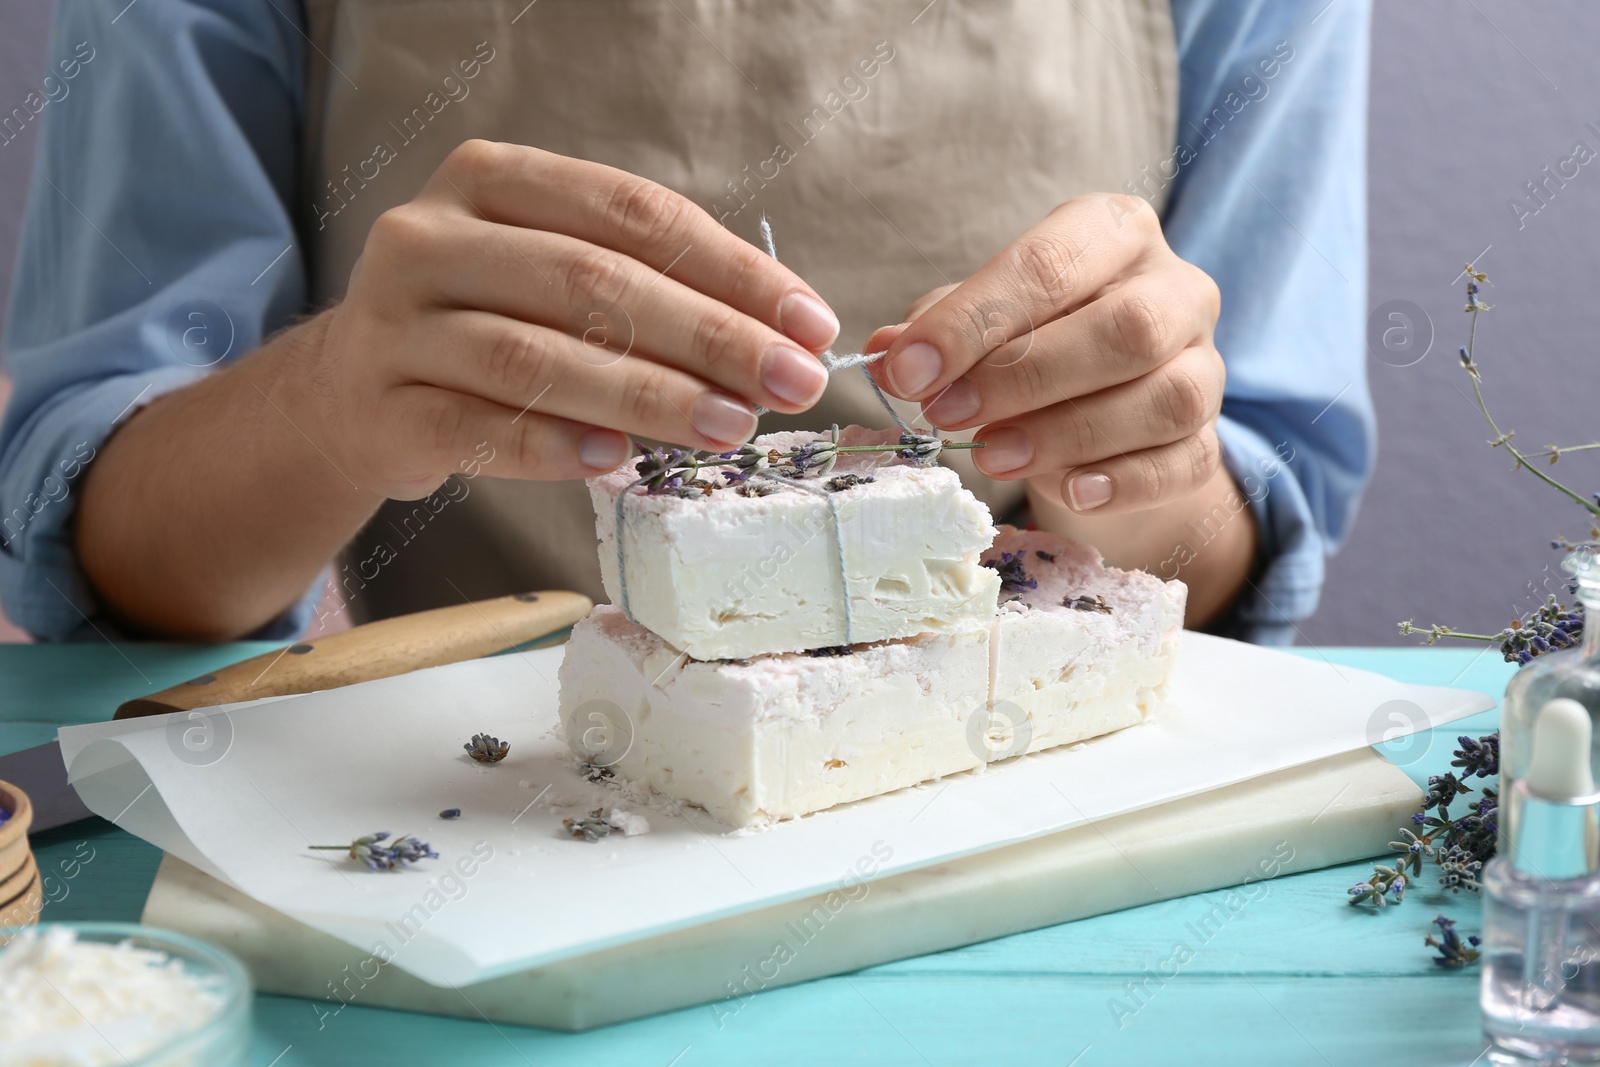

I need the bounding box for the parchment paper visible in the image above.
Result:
[58,632,1494,987]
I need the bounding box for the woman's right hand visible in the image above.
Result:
[296,140,842,500]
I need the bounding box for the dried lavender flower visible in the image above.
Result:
[803,645,854,657]
[563,808,612,842]
[439,808,461,820]
[465,733,510,763]
[984,551,1038,599]
[1035,550,1056,563]
[1065,594,1112,614]
[824,473,875,492]
[1496,597,1583,664]
[310,832,438,871]
[1452,733,1499,779]
[1347,865,1407,908]
[1424,772,1469,813]
[635,446,694,493]
[896,432,944,466]
[790,439,839,477]
[719,444,777,482]
[1436,844,1484,893]
[1426,913,1481,967]
[1388,827,1431,879]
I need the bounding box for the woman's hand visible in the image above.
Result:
[300,140,842,500]
[865,194,1223,516]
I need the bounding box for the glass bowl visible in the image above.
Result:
[0,921,251,1066]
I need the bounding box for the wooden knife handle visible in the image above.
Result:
[113,590,593,719]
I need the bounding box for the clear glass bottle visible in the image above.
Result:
[1483,870,1600,1064]
[1500,547,1600,857]
[1484,547,1600,1064]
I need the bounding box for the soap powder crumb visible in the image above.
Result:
[559,758,682,827]
[606,809,651,836]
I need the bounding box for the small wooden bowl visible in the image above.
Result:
[0,779,36,926]
[0,871,42,929]
[0,851,38,925]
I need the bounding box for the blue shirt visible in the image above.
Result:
[0,0,1373,644]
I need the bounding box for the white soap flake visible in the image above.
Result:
[0,927,226,1066]
[605,809,651,836]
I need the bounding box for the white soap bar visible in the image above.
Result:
[588,426,1002,661]
[557,527,1187,827]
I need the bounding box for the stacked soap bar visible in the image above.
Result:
[562,421,1188,826]
[588,426,1002,661]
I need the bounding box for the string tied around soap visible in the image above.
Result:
[612,217,950,647]
[612,426,857,645]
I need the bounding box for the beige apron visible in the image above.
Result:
[298,0,1178,620]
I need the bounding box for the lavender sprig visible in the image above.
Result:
[310,832,438,871]
[631,431,982,495]
[1398,266,1599,656]
[1426,913,1482,967]
[1398,595,1583,665]
[1348,732,1499,906]
[1453,266,1600,519]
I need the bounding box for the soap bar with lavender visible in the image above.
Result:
[557,527,1187,827]
[588,426,1002,661]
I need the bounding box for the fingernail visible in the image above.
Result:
[887,341,942,397]
[779,291,840,350]
[761,345,829,407]
[973,427,1033,475]
[867,322,913,351]
[1068,472,1114,511]
[692,393,760,444]
[920,378,980,426]
[579,429,631,471]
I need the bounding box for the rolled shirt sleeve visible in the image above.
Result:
[1160,0,1375,643]
[0,0,319,640]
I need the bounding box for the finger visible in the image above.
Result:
[969,345,1223,479]
[874,194,1159,401]
[397,216,828,413]
[406,310,763,451]
[426,140,841,350]
[1054,427,1223,515]
[862,321,911,357]
[860,285,959,355]
[382,384,633,492]
[920,268,1217,430]
[904,283,959,322]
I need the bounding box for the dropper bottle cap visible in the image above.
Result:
[1510,698,1600,879]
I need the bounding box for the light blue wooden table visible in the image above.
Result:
[3,642,1512,1066]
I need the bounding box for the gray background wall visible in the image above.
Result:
[0,0,1596,645]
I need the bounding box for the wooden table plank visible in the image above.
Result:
[4,643,1515,1065]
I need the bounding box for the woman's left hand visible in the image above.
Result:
[865,194,1224,515]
